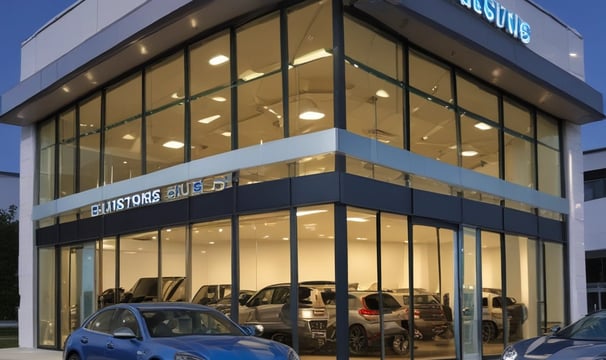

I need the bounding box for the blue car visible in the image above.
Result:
[502,310,606,360]
[63,302,299,360]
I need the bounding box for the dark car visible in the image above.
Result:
[191,284,254,310]
[99,276,186,307]
[501,310,606,360]
[391,289,453,341]
[62,302,299,360]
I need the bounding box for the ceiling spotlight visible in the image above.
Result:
[163,140,185,149]
[209,54,229,66]
[375,89,390,98]
[461,150,478,157]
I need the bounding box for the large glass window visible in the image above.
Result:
[537,113,561,196]
[38,247,56,347]
[39,119,56,204]
[119,230,159,302]
[504,99,535,189]
[98,238,117,307]
[78,95,101,192]
[481,231,503,356]
[104,74,142,184]
[145,52,185,173]
[59,108,76,198]
[460,113,499,177]
[160,226,187,302]
[237,15,283,149]
[189,32,232,160]
[409,51,451,104]
[544,242,565,331]
[456,75,498,123]
[289,1,333,137]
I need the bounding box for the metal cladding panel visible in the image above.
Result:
[58,221,79,244]
[538,217,564,242]
[503,208,538,237]
[237,179,291,213]
[341,174,411,215]
[78,216,104,241]
[103,198,188,235]
[189,189,233,220]
[461,199,503,230]
[36,226,58,246]
[292,173,340,206]
[412,189,462,224]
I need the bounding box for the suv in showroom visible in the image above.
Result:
[235,282,331,350]
[98,276,186,306]
[390,289,453,341]
[481,288,528,342]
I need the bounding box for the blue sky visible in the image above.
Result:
[0,0,604,173]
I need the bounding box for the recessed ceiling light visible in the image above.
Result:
[198,114,221,124]
[461,150,478,157]
[163,140,184,149]
[212,96,227,102]
[375,89,390,98]
[209,54,229,66]
[474,122,492,130]
[122,134,135,140]
[569,52,578,58]
[221,131,231,137]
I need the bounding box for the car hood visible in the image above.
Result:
[152,335,290,359]
[515,336,606,359]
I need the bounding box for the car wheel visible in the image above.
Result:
[482,321,497,343]
[67,353,80,360]
[348,324,368,355]
[391,334,410,355]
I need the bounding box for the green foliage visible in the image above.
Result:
[0,205,18,320]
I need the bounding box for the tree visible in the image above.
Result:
[0,205,18,320]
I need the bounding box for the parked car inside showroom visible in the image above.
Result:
[191,284,254,311]
[98,276,186,307]
[482,288,528,342]
[390,288,453,341]
[63,302,300,360]
[235,282,331,350]
[501,310,606,360]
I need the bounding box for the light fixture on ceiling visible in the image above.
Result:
[163,140,185,149]
[569,52,578,58]
[212,96,227,102]
[474,122,492,130]
[239,69,264,81]
[461,150,478,157]
[122,134,135,140]
[198,114,221,124]
[296,209,328,217]
[292,48,332,66]
[209,54,229,66]
[375,89,390,98]
[221,131,231,137]
[347,217,369,223]
[298,99,325,120]
[171,92,184,99]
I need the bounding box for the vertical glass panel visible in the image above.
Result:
[505,235,535,343]
[538,144,561,196]
[98,238,117,307]
[237,15,283,148]
[409,93,457,166]
[409,51,451,103]
[237,211,291,338]
[239,154,335,185]
[346,157,407,186]
[462,227,480,359]
[104,74,142,184]
[346,64,404,148]
[537,113,559,150]
[38,247,56,347]
[190,32,231,95]
[120,231,159,302]
[59,247,70,345]
[544,242,564,331]
[345,17,402,81]
[289,1,333,136]
[146,104,185,172]
[480,231,503,356]
[161,226,187,302]
[59,108,76,198]
[145,53,185,173]
[460,114,499,177]
[39,119,56,204]
[190,32,231,160]
[297,204,334,357]
[191,219,232,306]
[504,98,532,137]
[456,75,498,122]
[411,225,456,359]
[504,132,534,188]
[79,95,101,192]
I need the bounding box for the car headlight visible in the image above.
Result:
[502,345,517,360]
[174,353,207,360]
[288,348,300,360]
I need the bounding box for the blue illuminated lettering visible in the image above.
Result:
[460,0,530,44]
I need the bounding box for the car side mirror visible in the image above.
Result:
[241,324,264,337]
[550,325,561,335]
[113,327,137,339]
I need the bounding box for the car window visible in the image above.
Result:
[112,309,140,337]
[273,287,290,304]
[249,288,275,306]
[141,309,244,337]
[363,294,401,310]
[85,309,114,334]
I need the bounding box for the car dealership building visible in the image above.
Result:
[1,0,603,358]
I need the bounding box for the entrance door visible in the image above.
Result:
[60,242,96,345]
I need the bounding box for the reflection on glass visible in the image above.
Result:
[39,119,56,204]
[481,231,503,356]
[409,50,451,103]
[191,219,232,305]
[537,114,561,197]
[504,98,532,137]
[544,242,564,332]
[59,108,76,198]
[462,227,480,358]
[346,157,406,186]
[409,93,457,165]
[161,226,187,302]
[505,235,536,343]
[239,154,335,185]
[190,90,231,160]
[38,247,56,346]
[289,1,333,136]
[79,95,101,192]
[190,32,230,95]
[98,238,117,307]
[504,132,534,189]
[456,74,498,122]
[104,74,143,184]
[460,113,498,177]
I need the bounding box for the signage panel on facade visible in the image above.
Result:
[460,0,531,44]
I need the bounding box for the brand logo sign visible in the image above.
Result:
[460,0,531,44]
[90,173,231,217]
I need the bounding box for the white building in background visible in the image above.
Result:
[0,0,604,359]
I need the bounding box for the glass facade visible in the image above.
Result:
[32,1,569,359]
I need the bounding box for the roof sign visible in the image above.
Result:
[460,0,531,44]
